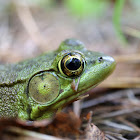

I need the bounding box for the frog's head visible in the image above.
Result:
[27,39,116,120]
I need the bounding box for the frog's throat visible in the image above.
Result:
[30,82,98,120]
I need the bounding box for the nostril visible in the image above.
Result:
[98,56,103,62]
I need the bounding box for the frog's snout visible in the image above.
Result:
[103,55,116,71]
[103,56,115,63]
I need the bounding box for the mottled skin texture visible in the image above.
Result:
[0,39,116,120]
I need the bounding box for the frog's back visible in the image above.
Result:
[0,51,57,85]
[0,51,58,118]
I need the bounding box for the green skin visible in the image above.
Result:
[0,39,116,120]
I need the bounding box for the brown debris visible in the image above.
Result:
[44,111,81,138]
[84,111,105,140]
[85,123,105,140]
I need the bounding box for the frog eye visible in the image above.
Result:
[28,72,60,104]
[58,52,85,77]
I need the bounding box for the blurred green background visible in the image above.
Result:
[0,0,140,63]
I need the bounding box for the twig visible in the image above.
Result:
[94,107,140,120]
[6,126,64,140]
[105,134,119,140]
[123,26,140,39]
[127,90,140,105]
[73,100,81,118]
[117,117,140,133]
[105,131,122,137]
[134,135,140,140]
[14,0,47,49]
[101,120,135,132]
[82,89,140,109]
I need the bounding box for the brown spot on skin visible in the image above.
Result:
[59,89,64,94]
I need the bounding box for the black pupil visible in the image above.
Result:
[66,58,81,70]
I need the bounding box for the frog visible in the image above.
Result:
[0,39,116,120]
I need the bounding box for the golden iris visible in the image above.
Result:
[59,52,85,77]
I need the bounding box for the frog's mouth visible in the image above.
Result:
[53,81,99,109]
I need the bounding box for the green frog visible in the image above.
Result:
[0,39,116,120]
